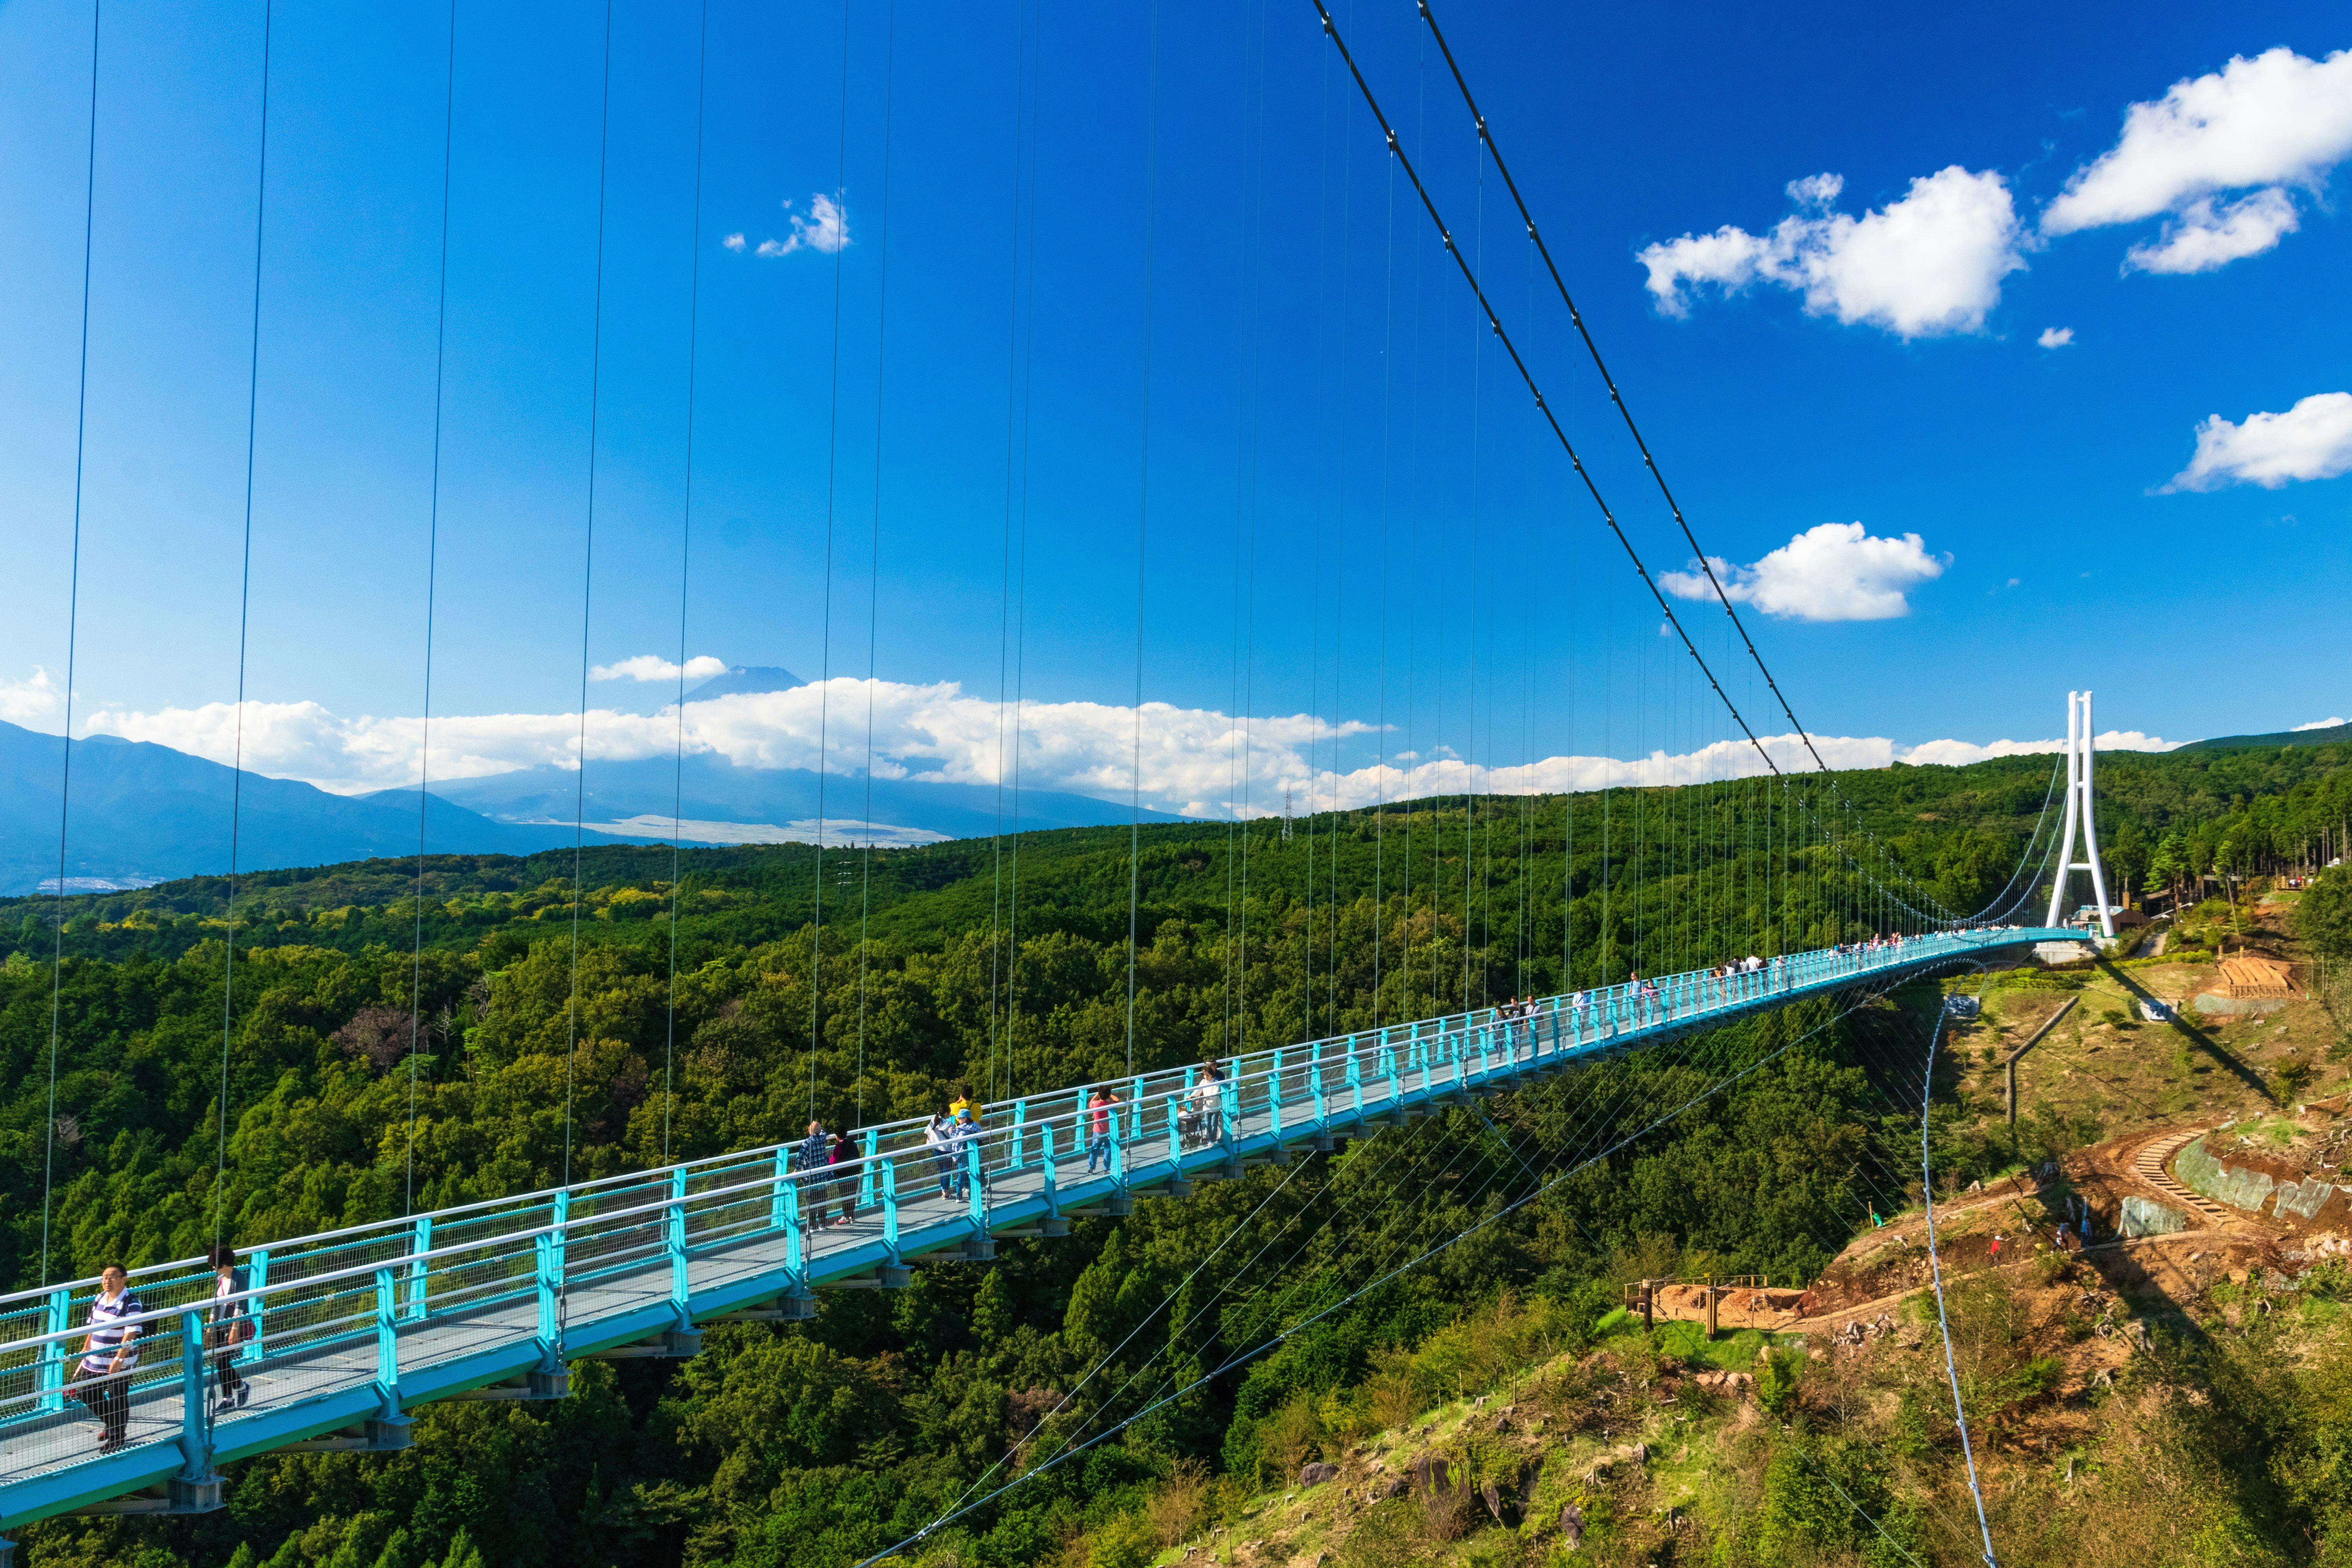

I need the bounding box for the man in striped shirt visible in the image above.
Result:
[76,1264,143,1453]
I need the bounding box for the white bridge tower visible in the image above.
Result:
[2044,689,2116,938]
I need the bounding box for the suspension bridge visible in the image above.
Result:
[3,0,2129,1558]
[0,923,2086,1530]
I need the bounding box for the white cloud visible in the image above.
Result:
[589,653,730,684]
[2036,327,2074,349]
[2,667,64,726]
[2044,47,2352,237]
[2123,187,2300,274]
[1639,166,2024,338]
[745,192,850,260]
[721,232,746,252]
[1658,522,1948,622]
[2295,717,2348,731]
[74,676,2189,822]
[1897,730,2180,767]
[2163,392,2352,491]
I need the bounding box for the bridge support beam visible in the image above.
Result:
[821,1265,912,1290]
[281,1416,414,1454]
[448,1366,570,1402]
[587,1328,704,1360]
[70,1472,225,1517]
[704,1294,818,1323]
[992,1217,1071,1239]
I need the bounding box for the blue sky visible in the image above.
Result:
[2,0,2347,821]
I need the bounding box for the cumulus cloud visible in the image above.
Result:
[2,667,64,726]
[1897,730,2180,766]
[74,676,2186,820]
[2036,327,2074,349]
[589,653,730,684]
[2295,716,2348,731]
[1639,167,2025,338]
[721,232,746,252]
[745,193,849,260]
[2044,47,2352,234]
[1659,523,1948,622]
[2163,392,2352,491]
[2124,187,2301,274]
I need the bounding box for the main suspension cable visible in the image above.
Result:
[1306,0,1781,790]
[1412,0,1827,771]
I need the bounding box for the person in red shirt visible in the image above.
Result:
[1085,1087,1117,1174]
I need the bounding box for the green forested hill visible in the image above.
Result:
[4,742,2348,1568]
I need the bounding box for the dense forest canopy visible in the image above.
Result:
[3,740,2348,1568]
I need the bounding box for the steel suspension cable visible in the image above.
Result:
[40,0,103,1288]
[1921,996,2002,1566]
[987,0,1030,1106]
[1412,0,1829,776]
[1309,0,1781,789]
[561,0,616,1196]
[854,0,898,1125]
[406,0,460,1214]
[214,0,277,1255]
[808,0,854,1124]
[1412,0,1993,939]
[1124,0,1161,1082]
[662,0,711,1163]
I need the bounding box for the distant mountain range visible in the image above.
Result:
[414,752,1174,849]
[0,681,1181,895]
[403,662,1176,848]
[0,720,630,897]
[2180,721,2352,752]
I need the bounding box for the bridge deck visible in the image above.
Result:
[0,927,2076,1527]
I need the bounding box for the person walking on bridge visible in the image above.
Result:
[924,1106,959,1200]
[1085,1086,1117,1174]
[1191,1060,1227,1147]
[793,1121,829,1230]
[828,1128,861,1226]
[207,1245,252,1412]
[75,1264,144,1453]
[948,1104,982,1201]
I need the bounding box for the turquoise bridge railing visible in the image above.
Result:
[0,926,2080,1528]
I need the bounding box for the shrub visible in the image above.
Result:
[1142,1458,1210,1549]
[1084,1512,1158,1568]
[2274,1056,2315,1102]
[1757,1347,1804,1417]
